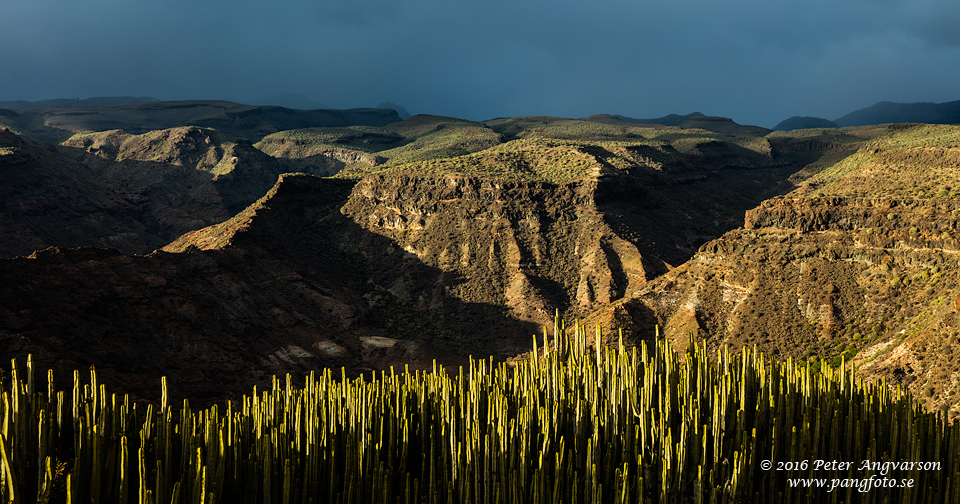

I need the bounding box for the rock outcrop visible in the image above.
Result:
[339,174,667,325]
[604,124,960,417]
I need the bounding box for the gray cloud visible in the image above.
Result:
[1,0,958,127]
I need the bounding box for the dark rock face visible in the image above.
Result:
[0,125,340,258]
[0,243,396,405]
[0,175,460,405]
[0,127,161,256]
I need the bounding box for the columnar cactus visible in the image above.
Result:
[1,319,959,503]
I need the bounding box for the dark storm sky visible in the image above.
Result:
[1,0,958,127]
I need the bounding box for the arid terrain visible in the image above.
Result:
[3,99,960,417]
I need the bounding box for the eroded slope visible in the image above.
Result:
[608,124,960,417]
[0,125,321,256]
[1,175,471,404]
[0,127,159,256]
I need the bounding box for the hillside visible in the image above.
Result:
[0,124,307,256]
[0,175,480,403]
[773,116,840,131]
[0,126,163,255]
[336,117,811,265]
[254,114,503,175]
[678,116,772,136]
[4,168,656,402]
[596,123,960,418]
[585,112,705,127]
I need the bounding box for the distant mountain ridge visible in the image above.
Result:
[774,100,960,130]
[11,96,960,133]
[586,112,771,136]
[0,99,402,143]
[589,112,706,127]
[835,100,960,127]
[0,96,160,110]
[773,116,840,131]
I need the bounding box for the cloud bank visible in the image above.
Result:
[1,0,957,126]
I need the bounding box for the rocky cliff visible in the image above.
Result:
[0,167,669,403]
[337,173,665,325]
[605,124,960,417]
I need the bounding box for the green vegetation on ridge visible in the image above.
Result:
[262,115,793,184]
[256,115,503,168]
[786,124,960,199]
[255,126,405,156]
[358,139,602,184]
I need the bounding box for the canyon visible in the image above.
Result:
[2,103,959,417]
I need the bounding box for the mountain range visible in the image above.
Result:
[774,99,960,130]
[2,98,960,419]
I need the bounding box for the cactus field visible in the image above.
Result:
[2,319,959,503]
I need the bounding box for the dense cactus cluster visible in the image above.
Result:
[2,319,959,503]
